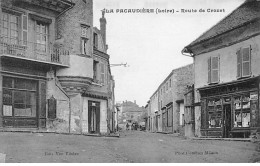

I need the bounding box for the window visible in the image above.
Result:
[93,60,98,81]
[237,46,251,78]
[3,77,37,118]
[233,95,251,128]
[1,12,19,44]
[81,25,89,55]
[208,56,220,84]
[81,38,88,55]
[93,33,98,49]
[36,22,48,52]
[207,98,222,128]
[100,63,105,84]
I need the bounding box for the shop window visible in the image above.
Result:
[207,98,222,128]
[208,56,220,84]
[237,46,251,78]
[233,94,251,128]
[3,77,37,118]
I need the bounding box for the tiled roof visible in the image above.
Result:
[186,0,260,47]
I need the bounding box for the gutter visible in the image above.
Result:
[181,47,193,57]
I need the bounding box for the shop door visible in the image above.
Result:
[88,101,100,133]
[223,104,231,138]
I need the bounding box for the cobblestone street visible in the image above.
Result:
[0,131,259,163]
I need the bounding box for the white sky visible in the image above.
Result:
[93,0,245,107]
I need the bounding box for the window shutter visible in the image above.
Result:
[22,14,28,45]
[237,49,242,78]
[211,56,219,83]
[242,46,251,77]
[208,57,211,83]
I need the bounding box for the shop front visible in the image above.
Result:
[199,77,259,138]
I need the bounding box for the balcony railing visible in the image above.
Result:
[0,36,70,67]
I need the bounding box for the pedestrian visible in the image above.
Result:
[126,123,129,130]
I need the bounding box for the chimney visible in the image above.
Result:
[100,10,107,52]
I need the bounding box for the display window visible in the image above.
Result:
[207,98,222,128]
[233,94,251,128]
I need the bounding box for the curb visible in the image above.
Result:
[190,137,252,142]
[0,130,120,138]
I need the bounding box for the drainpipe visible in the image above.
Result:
[55,77,71,133]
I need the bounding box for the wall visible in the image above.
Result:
[57,54,93,78]
[194,35,260,90]
[46,71,70,133]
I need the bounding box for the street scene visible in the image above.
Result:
[1,0,260,163]
[0,131,259,163]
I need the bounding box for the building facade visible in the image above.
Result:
[148,64,194,134]
[0,0,115,135]
[117,100,146,130]
[182,0,260,138]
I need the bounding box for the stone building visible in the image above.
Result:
[117,100,146,129]
[182,0,260,138]
[0,0,115,135]
[147,64,194,134]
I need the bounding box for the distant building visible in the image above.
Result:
[148,64,194,134]
[116,100,146,129]
[182,0,260,138]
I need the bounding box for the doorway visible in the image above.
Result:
[223,104,231,138]
[88,101,100,133]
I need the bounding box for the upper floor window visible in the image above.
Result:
[93,60,99,81]
[237,46,251,78]
[1,12,19,45]
[93,33,98,49]
[36,22,48,52]
[208,55,220,84]
[80,25,89,55]
[100,63,105,84]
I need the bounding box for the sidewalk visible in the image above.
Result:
[190,137,252,142]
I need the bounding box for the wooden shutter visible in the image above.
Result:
[22,14,28,45]
[211,56,219,83]
[208,57,211,83]
[237,49,242,78]
[39,81,46,128]
[242,46,251,77]
[201,99,207,129]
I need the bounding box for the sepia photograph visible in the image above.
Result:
[0,0,259,163]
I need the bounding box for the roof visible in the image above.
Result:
[185,0,260,50]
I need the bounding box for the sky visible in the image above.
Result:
[93,0,245,107]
